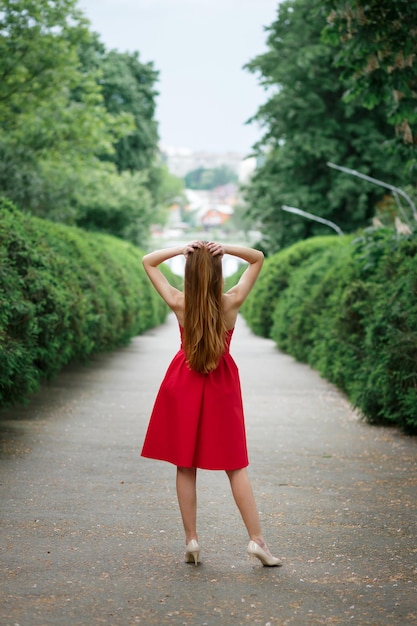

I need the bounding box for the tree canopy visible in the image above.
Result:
[77,36,160,173]
[243,0,411,253]
[0,0,128,159]
[323,0,417,147]
[0,0,180,246]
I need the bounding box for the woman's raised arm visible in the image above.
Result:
[142,246,185,309]
[221,244,264,306]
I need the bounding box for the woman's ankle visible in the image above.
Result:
[185,535,198,544]
[249,535,265,547]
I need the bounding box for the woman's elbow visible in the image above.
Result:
[255,250,264,265]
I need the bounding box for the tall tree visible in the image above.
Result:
[0,0,181,244]
[243,0,407,253]
[0,0,177,246]
[76,35,182,228]
[100,50,160,173]
[0,0,133,222]
[0,0,130,160]
[77,35,160,173]
[323,0,417,147]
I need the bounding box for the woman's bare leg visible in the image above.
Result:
[176,467,198,543]
[226,468,273,553]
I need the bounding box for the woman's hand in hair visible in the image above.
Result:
[206,241,224,257]
[183,241,203,257]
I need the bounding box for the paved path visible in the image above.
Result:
[1,315,416,626]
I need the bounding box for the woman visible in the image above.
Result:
[141,241,281,567]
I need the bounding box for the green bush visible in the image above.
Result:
[271,243,362,390]
[242,236,347,337]
[242,231,417,433]
[0,199,175,407]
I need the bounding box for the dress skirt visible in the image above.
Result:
[141,327,248,470]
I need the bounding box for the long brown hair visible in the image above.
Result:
[183,245,227,373]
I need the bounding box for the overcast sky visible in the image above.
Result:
[77,0,281,155]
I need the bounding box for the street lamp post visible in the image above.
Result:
[281,205,344,236]
[327,161,417,225]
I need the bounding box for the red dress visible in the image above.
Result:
[141,326,248,470]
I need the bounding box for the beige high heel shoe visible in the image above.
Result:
[247,540,282,567]
[185,539,200,565]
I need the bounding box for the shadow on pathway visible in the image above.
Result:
[1,314,416,625]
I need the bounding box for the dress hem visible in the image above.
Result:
[141,452,249,472]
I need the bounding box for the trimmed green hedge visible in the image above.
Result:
[242,236,348,337]
[242,231,417,434]
[0,199,175,407]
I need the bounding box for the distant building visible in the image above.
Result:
[183,188,236,228]
[157,147,257,232]
[200,205,234,227]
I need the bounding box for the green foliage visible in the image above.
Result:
[77,35,160,173]
[99,49,160,173]
[242,236,345,336]
[0,0,167,244]
[147,165,185,227]
[243,0,409,253]
[72,165,154,246]
[242,230,417,433]
[184,166,238,190]
[0,199,175,407]
[323,0,417,150]
[0,0,86,125]
[271,242,356,365]
[76,38,183,223]
[0,0,131,159]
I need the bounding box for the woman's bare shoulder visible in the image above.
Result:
[222,293,239,330]
[172,294,185,322]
